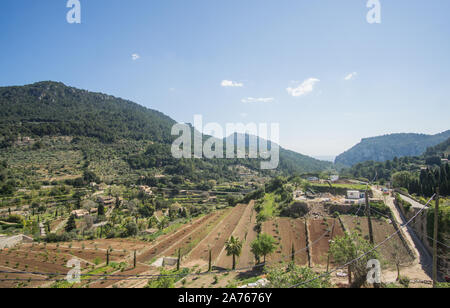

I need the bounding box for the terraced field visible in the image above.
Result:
[340,215,414,263]
[215,201,258,269]
[136,212,223,263]
[308,218,345,266]
[4,203,415,288]
[185,203,249,268]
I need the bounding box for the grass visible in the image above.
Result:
[311,183,368,191]
[257,193,276,222]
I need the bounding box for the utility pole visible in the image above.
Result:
[433,187,440,288]
[326,220,336,272]
[365,190,374,245]
[208,249,212,272]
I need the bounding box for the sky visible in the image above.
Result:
[1,0,449,158]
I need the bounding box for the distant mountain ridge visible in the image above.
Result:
[335,131,450,166]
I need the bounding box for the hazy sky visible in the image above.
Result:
[1,0,449,157]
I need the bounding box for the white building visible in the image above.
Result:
[330,175,340,182]
[347,190,365,200]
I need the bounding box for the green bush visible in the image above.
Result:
[398,276,410,288]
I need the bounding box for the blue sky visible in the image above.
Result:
[1,0,449,157]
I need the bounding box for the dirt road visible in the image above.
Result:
[372,187,432,281]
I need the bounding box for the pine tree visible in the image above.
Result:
[98,203,105,216]
[65,214,77,232]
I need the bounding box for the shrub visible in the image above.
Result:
[398,276,410,288]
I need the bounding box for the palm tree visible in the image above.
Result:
[225,236,243,270]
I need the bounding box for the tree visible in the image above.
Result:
[123,221,138,237]
[97,203,105,216]
[392,171,414,189]
[145,269,176,288]
[83,170,99,184]
[65,214,77,232]
[251,233,277,265]
[225,236,243,270]
[388,242,410,281]
[329,232,379,288]
[226,195,238,207]
[158,216,169,230]
[265,263,330,288]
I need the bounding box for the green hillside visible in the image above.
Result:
[0,81,331,190]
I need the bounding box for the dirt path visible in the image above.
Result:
[372,187,432,281]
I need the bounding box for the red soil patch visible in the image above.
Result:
[0,266,47,288]
[88,264,150,288]
[308,218,344,266]
[137,212,220,263]
[53,238,149,253]
[262,219,282,264]
[215,201,258,269]
[162,210,230,259]
[186,203,248,268]
[278,218,308,266]
[261,218,308,266]
[0,248,89,275]
[22,243,125,263]
[340,216,413,262]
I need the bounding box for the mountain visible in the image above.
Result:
[225,133,333,174]
[335,131,450,166]
[342,137,450,184]
[424,137,450,158]
[0,81,331,183]
[0,81,176,145]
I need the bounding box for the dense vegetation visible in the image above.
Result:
[0,81,176,146]
[0,160,15,195]
[335,131,450,166]
[391,165,450,197]
[0,81,332,184]
[342,138,450,197]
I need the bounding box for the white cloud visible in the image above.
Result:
[344,72,357,81]
[221,80,244,87]
[286,78,320,97]
[131,53,140,61]
[241,97,274,103]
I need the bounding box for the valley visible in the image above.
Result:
[0,82,448,289]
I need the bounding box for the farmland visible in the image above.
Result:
[0,170,436,288]
[339,215,414,264]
